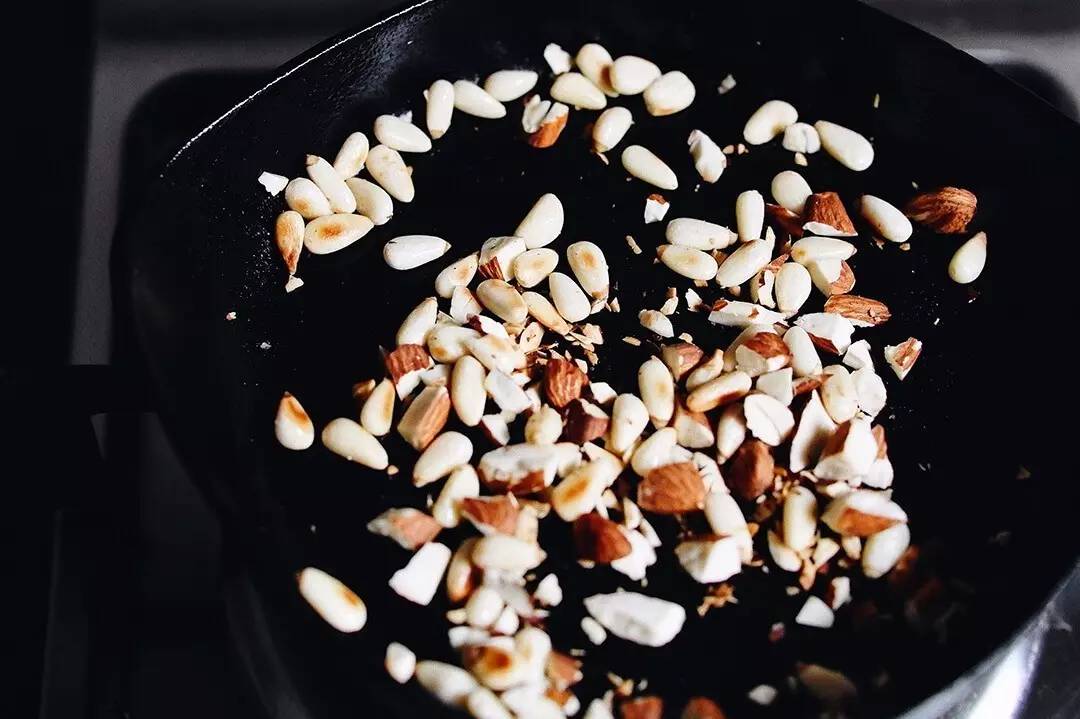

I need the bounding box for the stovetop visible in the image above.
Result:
[43,5,1080,717]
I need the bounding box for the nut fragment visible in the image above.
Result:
[565,399,610,444]
[322,418,389,469]
[478,444,560,494]
[460,496,521,536]
[545,358,588,408]
[514,193,563,250]
[727,439,774,501]
[609,393,650,455]
[821,489,907,537]
[904,187,977,233]
[675,536,742,583]
[385,642,416,684]
[661,342,705,380]
[522,291,572,335]
[686,371,751,412]
[389,542,452,605]
[275,392,314,450]
[432,465,480,528]
[638,462,706,514]
[584,591,686,647]
[782,123,820,154]
[682,697,727,719]
[543,43,572,73]
[687,129,726,183]
[803,192,856,236]
[472,535,546,572]
[528,102,569,148]
[862,523,912,578]
[574,513,634,562]
[397,385,451,450]
[550,72,607,111]
[823,294,891,327]
[795,313,855,355]
[297,567,367,633]
[884,337,923,380]
[367,507,442,549]
[789,390,836,472]
[735,332,791,377]
[551,454,622,521]
[415,660,477,707]
[743,393,795,446]
[948,231,987,284]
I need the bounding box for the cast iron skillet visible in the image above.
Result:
[117,0,1080,715]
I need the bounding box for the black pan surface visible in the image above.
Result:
[119,0,1080,716]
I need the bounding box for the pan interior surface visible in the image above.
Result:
[122,0,1080,716]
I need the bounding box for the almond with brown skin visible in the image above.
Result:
[545,358,588,408]
[823,294,892,327]
[638,462,707,514]
[726,440,775,501]
[830,261,856,295]
[385,344,431,383]
[682,697,727,719]
[397,385,450,450]
[564,399,610,444]
[661,341,705,380]
[574,512,633,562]
[904,187,976,233]
[804,191,856,235]
[872,424,888,459]
[460,495,520,535]
[528,103,569,148]
[621,696,664,719]
[367,508,442,549]
[765,203,804,238]
[546,651,583,690]
[792,375,823,396]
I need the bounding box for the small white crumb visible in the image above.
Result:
[622,336,642,347]
[717,74,737,94]
[533,574,563,606]
[873,93,881,109]
[225,311,237,321]
[258,171,288,196]
[626,235,643,255]
[285,275,305,293]
[581,616,607,645]
[722,144,735,154]
[259,341,272,350]
[794,152,808,166]
[678,332,693,343]
[736,143,748,155]
[543,43,572,74]
[644,194,670,224]
[748,684,778,706]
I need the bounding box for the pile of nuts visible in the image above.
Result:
[264,38,988,719]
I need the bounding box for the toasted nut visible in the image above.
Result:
[782,485,818,552]
[661,342,704,380]
[716,239,771,287]
[638,462,706,514]
[435,254,479,298]
[484,370,531,414]
[862,523,911,578]
[735,190,765,241]
[543,358,587,409]
[904,187,976,233]
[374,114,432,153]
[682,697,727,719]
[884,337,922,380]
[790,390,836,472]
[782,122,821,154]
[346,178,393,225]
[821,367,859,423]
[414,431,473,486]
[275,211,304,275]
[396,298,438,347]
[621,145,678,190]
[644,71,695,116]
[452,80,505,118]
[472,534,546,572]
[768,529,802,572]
[460,496,520,536]
[815,120,874,171]
[593,107,634,153]
[687,129,726,182]
[743,100,798,145]
[576,43,618,95]
[509,249,557,289]
[386,344,431,387]
[483,69,538,102]
[610,55,661,95]
[727,439,774,500]
[427,325,481,363]
[525,405,563,444]
[475,279,528,324]
[510,194,565,251]
[367,144,415,202]
[432,465,480,527]
[859,195,911,243]
[948,231,987,284]
[322,418,388,469]
[743,394,795,446]
[822,489,907,537]
[305,154,356,213]
[686,371,751,412]
[772,171,812,214]
[621,696,664,719]
[445,537,480,603]
[627,426,682,477]
[565,399,610,444]
[385,642,416,684]
[566,241,610,300]
[332,131,370,177]
[584,591,686,647]
[397,385,451,450]
[550,72,607,109]
[367,507,442,549]
[824,294,891,327]
[782,326,822,377]
[284,177,331,219]
[607,393,649,455]
[551,454,622,521]
[795,313,855,355]
[803,192,856,236]
[297,567,367,632]
[638,357,675,427]
[415,660,477,707]
[360,378,396,436]
[815,416,877,480]
[574,513,634,562]
[383,234,451,270]
[304,213,373,255]
[479,235,527,280]
[639,310,674,338]
[479,443,560,494]
[547,272,591,323]
[527,102,569,148]
[275,392,314,450]
[666,217,736,250]
[522,291,572,335]
[390,542,452,605]
[656,245,719,281]
[765,202,805,238]
[425,79,454,139]
[774,262,812,314]
[735,332,791,377]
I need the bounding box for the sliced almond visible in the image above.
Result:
[638,462,706,514]
[297,567,367,633]
[397,385,451,450]
[367,507,442,549]
[275,392,314,450]
[544,358,587,408]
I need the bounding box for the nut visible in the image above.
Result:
[367,507,442,549]
[453,80,506,118]
[593,107,634,153]
[823,294,891,327]
[275,392,314,450]
[528,101,569,148]
[397,385,451,450]
[727,440,775,501]
[644,70,696,116]
[297,567,367,633]
[574,513,634,562]
[904,187,977,233]
[637,462,706,514]
[803,192,856,236]
[460,495,521,535]
[949,231,987,284]
[814,120,874,171]
[657,244,719,281]
[545,358,588,408]
[661,341,705,380]
[621,145,678,190]
[821,490,907,537]
[564,399,610,444]
[383,235,451,270]
[884,337,923,380]
[424,79,454,140]
[550,72,607,110]
[743,100,799,145]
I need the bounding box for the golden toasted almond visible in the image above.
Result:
[545,358,588,408]
[661,341,705,380]
[726,440,775,501]
[804,191,856,235]
[366,508,442,549]
[574,512,633,562]
[904,186,976,233]
[546,651,583,690]
[621,696,664,719]
[460,495,520,535]
[638,462,706,514]
[528,102,569,148]
[682,697,727,719]
[563,399,610,444]
[823,294,891,327]
[385,344,431,384]
[765,203,804,238]
[397,385,450,450]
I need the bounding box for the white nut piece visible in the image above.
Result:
[525,405,563,445]
[548,272,591,323]
[543,43,572,74]
[303,214,373,255]
[656,245,719,281]
[297,567,367,632]
[687,129,726,183]
[414,431,473,487]
[791,236,857,265]
[566,241,610,300]
[783,326,823,377]
[360,378,396,436]
[735,189,765,241]
[743,393,795,446]
[514,193,564,249]
[743,100,798,145]
[789,390,835,472]
[715,239,771,288]
[638,357,675,427]
[385,642,416,683]
[305,154,356,213]
[389,542,452,605]
[483,69,539,102]
[321,418,388,469]
[666,217,736,250]
[432,464,480,527]
[815,120,874,171]
[772,171,813,214]
[621,145,678,190]
[346,178,394,225]
[576,43,618,96]
[374,114,432,153]
[609,56,661,95]
[383,235,451,270]
[775,262,812,314]
[465,586,505,628]
[425,79,454,139]
[782,122,820,154]
[639,310,674,338]
[782,485,818,552]
[275,392,314,450]
[609,393,650,455]
[435,254,479,299]
[284,177,331,219]
[592,107,633,153]
[948,231,987,284]
[415,660,477,707]
[550,72,606,110]
[859,195,911,243]
[643,71,695,116]
[453,80,506,118]
[477,279,528,324]
[522,292,572,335]
[512,248,559,287]
[863,523,912,578]
[714,402,747,463]
[366,144,415,203]
[332,131,370,178]
[450,355,486,426]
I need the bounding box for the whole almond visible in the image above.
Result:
[397,385,451,450]
[638,462,706,514]
[803,191,856,236]
[904,186,976,233]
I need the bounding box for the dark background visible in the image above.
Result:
[5,1,1078,718]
